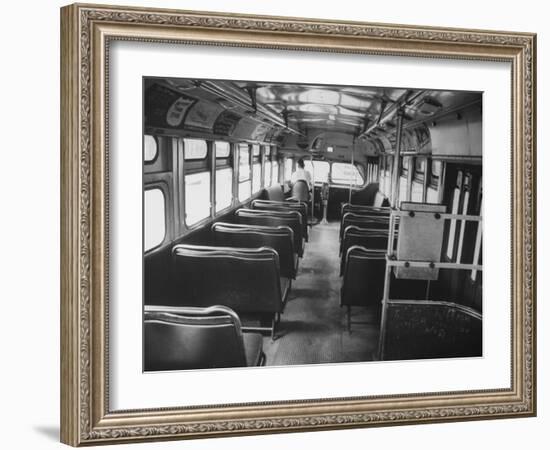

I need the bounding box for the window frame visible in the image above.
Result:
[184,170,212,228]
[144,134,159,164]
[144,186,167,253]
[183,138,208,161]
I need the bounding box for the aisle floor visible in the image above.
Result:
[263,221,379,366]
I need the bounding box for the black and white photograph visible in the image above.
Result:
[143,77,483,371]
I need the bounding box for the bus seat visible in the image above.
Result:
[263,185,285,202]
[251,199,309,242]
[340,246,386,331]
[235,208,304,257]
[169,244,289,338]
[212,222,298,279]
[289,179,310,202]
[340,212,390,240]
[339,226,390,275]
[340,203,391,218]
[144,305,265,371]
[349,182,380,206]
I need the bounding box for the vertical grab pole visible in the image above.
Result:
[310,154,315,224]
[378,256,393,360]
[349,137,355,204]
[391,109,405,208]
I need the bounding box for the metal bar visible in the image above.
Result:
[377,260,393,360]
[386,259,483,271]
[390,109,404,208]
[310,154,315,223]
[391,211,483,221]
[349,138,355,204]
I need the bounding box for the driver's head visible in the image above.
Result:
[297,158,305,169]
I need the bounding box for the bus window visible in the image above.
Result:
[411,182,423,202]
[331,163,364,185]
[304,160,330,184]
[284,158,293,181]
[216,167,233,212]
[215,141,230,158]
[271,161,279,185]
[264,161,272,187]
[252,162,261,193]
[455,174,472,262]
[252,144,260,157]
[144,188,165,251]
[238,144,251,201]
[185,172,211,225]
[399,176,408,205]
[264,145,271,157]
[446,171,463,260]
[183,138,207,160]
[426,187,439,203]
[144,135,157,162]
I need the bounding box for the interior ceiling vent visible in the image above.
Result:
[418,97,443,115]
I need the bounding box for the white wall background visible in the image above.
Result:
[0,0,546,449]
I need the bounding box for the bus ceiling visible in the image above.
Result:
[144,78,482,162]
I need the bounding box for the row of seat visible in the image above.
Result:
[338,204,392,331]
[144,198,310,371]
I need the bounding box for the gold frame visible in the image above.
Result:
[60,2,537,446]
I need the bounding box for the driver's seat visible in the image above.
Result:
[290,179,310,202]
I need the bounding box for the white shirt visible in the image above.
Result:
[291,168,312,189]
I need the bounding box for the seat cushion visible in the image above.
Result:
[243,332,264,366]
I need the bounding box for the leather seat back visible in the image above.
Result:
[235,208,304,256]
[340,246,386,307]
[212,222,296,278]
[264,185,285,201]
[341,203,390,217]
[340,226,390,275]
[169,244,283,314]
[340,212,390,239]
[291,179,309,202]
[144,305,247,370]
[251,199,308,241]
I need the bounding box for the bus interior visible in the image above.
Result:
[143,77,483,371]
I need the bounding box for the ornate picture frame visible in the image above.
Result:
[60,3,536,446]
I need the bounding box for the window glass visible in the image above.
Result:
[415,158,426,174]
[331,163,364,185]
[252,144,260,157]
[431,160,442,178]
[271,162,279,186]
[303,160,330,184]
[264,161,272,187]
[144,135,158,162]
[185,172,211,225]
[238,144,250,182]
[238,181,251,202]
[399,176,408,205]
[427,186,439,203]
[455,175,472,262]
[284,158,293,181]
[446,171,463,260]
[252,163,261,193]
[215,141,230,158]
[184,138,207,160]
[411,181,423,202]
[144,188,165,251]
[264,145,271,157]
[401,156,409,174]
[216,168,233,212]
